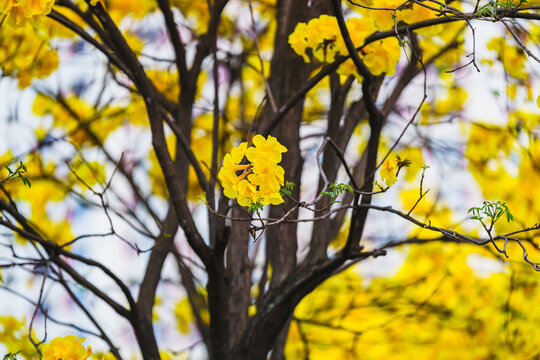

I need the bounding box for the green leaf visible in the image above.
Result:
[469,200,513,226]
[3,352,20,360]
[285,181,295,191]
[21,176,31,188]
[248,198,264,213]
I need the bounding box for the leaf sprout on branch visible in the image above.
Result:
[1,161,31,188]
[320,182,354,205]
[468,200,514,228]
[476,0,527,17]
[280,181,295,197]
[3,352,20,360]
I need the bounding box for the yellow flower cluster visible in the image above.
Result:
[0,316,39,358]
[41,335,92,360]
[347,0,443,33]
[218,135,287,207]
[0,0,55,27]
[288,15,401,80]
[486,37,528,81]
[379,157,398,187]
[0,23,58,88]
[32,93,124,145]
[377,154,414,188]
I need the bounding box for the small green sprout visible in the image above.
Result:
[468,200,513,227]
[477,0,526,17]
[280,181,295,196]
[320,182,353,205]
[2,161,31,188]
[197,192,208,206]
[3,352,20,360]
[248,198,264,214]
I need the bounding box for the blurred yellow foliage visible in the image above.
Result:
[287,241,540,359]
[0,316,39,358]
[0,23,58,88]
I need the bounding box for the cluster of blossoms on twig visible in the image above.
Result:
[0,0,56,27]
[288,14,401,80]
[41,335,92,360]
[218,135,287,208]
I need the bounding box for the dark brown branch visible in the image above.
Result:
[156,0,189,88]
[86,0,211,266]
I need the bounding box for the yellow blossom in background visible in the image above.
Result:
[0,316,39,358]
[0,0,56,27]
[174,295,209,335]
[0,153,76,247]
[466,124,513,166]
[288,22,311,62]
[287,239,540,359]
[288,14,401,80]
[486,37,528,81]
[174,297,194,334]
[399,148,424,181]
[218,135,287,207]
[418,28,465,69]
[360,37,401,76]
[68,159,106,188]
[434,87,468,115]
[399,3,442,35]
[305,15,341,63]
[0,23,59,88]
[32,93,125,146]
[170,0,209,33]
[349,0,403,31]
[380,158,398,187]
[147,69,180,103]
[147,116,218,202]
[41,335,92,360]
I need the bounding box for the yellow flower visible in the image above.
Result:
[246,135,287,164]
[362,38,401,76]
[218,135,287,208]
[434,87,468,114]
[354,0,403,31]
[217,142,250,199]
[41,335,92,360]
[400,3,442,35]
[0,0,56,27]
[289,15,401,81]
[306,15,341,63]
[380,158,398,187]
[288,22,311,62]
[238,178,259,206]
[486,38,528,81]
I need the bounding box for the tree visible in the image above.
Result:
[0,0,539,359]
